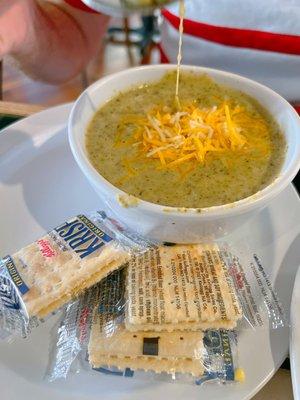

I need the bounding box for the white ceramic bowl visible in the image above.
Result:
[69,65,300,242]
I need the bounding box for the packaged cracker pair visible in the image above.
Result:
[0,204,287,393]
[122,243,286,332]
[0,211,153,340]
[48,242,286,385]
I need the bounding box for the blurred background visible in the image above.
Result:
[1,14,160,106]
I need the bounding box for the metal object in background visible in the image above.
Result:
[82,0,177,16]
[106,15,160,65]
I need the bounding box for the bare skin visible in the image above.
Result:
[0,0,109,83]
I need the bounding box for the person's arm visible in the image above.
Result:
[0,0,109,83]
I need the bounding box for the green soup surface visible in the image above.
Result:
[86,72,285,208]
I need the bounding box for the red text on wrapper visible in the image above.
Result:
[37,239,56,258]
[79,306,90,344]
[229,263,244,290]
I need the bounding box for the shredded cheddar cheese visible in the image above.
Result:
[114,102,271,177]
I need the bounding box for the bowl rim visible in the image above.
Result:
[68,64,300,218]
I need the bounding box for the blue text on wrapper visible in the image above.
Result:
[55,215,113,259]
[4,256,29,295]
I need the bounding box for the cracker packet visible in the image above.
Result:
[48,268,244,385]
[0,211,153,340]
[125,244,243,332]
[124,244,287,333]
[48,241,287,384]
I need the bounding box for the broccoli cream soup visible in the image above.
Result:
[86,72,285,208]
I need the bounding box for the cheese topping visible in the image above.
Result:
[115,102,271,174]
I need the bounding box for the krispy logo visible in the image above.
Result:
[229,262,244,289]
[54,215,112,259]
[37,239,56,258]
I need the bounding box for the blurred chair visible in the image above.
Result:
[106,15,160,65]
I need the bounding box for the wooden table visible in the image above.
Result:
[0,100,294,400]
[0,100,45,117]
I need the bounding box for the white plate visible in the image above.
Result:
[291,267,300,400]
[0,104,299,400]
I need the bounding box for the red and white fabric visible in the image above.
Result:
[161,0,300,102]
[64,0,300,103]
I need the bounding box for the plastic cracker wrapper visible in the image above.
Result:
[48,242,287,384]
[0,211,153,340]
[48,267,244,385]
[125,244,242,332]
[125,244,287,332]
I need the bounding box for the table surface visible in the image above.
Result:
[0,100,295,400]
[0,101,45,117]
